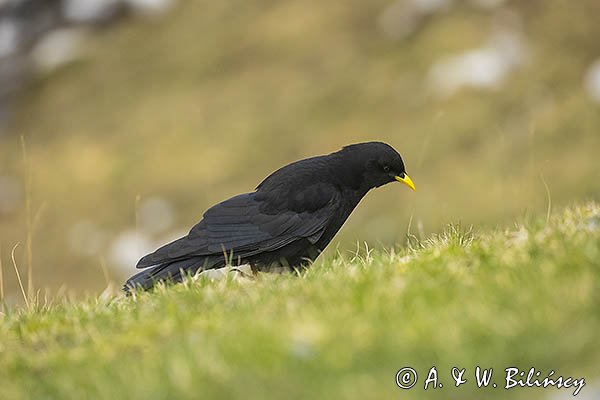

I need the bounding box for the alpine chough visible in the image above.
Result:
[124,142,415,292]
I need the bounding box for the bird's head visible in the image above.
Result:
[339,142,416,192]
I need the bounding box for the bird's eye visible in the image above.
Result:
[383,165,390,173]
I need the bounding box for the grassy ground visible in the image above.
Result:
[1,203,598,400]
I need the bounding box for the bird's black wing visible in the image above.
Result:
[136,182,340,268]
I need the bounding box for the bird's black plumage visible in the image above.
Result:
[124,142,415,292]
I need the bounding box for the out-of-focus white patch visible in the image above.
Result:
[0,20,19,58]
[430,49,507,92]
[138,196,175,234]
[62,0,120,23]
[428,30,526,97]
[289,339,315,360]
[109,230,154,271]
[378,0,451,40]
[68,219,107,256]
[583,59,600,104]
[125,0,173,15]
[582,215,600,232]
[30,28,85,73]
[397,255,413,264]
[0,174,21,214]
[196,264,253,280]
[508,227,529,245]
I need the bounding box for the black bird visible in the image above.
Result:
[124,142,415,292]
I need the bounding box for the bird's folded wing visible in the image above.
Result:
[136,186,339,268]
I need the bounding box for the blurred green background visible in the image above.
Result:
[0,0,599,299]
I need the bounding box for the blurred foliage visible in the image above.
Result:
[0,0,599,296]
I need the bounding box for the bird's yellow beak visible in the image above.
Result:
[395,174,416,191]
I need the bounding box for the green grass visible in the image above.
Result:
[1,203,598,400]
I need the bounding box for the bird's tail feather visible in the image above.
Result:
[123,257,207,294]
